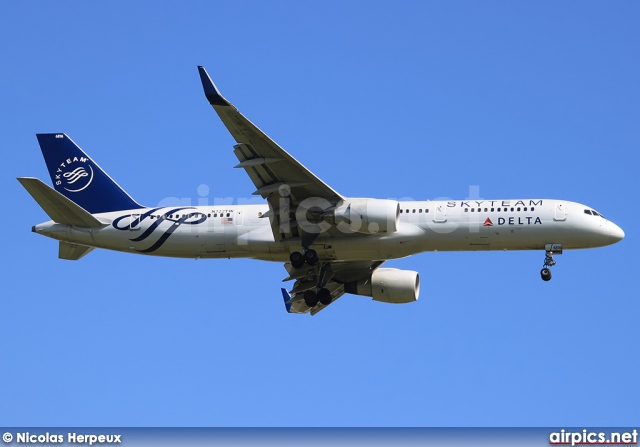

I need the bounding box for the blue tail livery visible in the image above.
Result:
[37,133,143,214]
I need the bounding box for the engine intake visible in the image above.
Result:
[322,199,399,234]
[345,268,420,304]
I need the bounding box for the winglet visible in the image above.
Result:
[281,288,293,313]
[197,66,234,108]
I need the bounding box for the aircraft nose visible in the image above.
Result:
[609,222,625,244]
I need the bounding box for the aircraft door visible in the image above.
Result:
[234,209,243,226]
[433,204,447,223]
[554,202,566,221]
[129,214,141,230]
[205,218,225,253]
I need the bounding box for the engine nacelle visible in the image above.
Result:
[323,198,399,234]
[344,268,420,304]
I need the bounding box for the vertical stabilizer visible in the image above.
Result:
[37,134,143,214]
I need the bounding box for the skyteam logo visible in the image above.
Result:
[54,156,94,192]
[113,207,208,253]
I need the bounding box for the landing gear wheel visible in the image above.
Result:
[317,287,332,305]
[540,248,558,281]
[303,249,318,266]
[290,251,304,269]
[304,289,319,307]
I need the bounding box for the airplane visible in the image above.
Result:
[18,66,625,315]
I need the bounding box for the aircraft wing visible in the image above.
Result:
[198,66,345,243]
[281,260,385,315]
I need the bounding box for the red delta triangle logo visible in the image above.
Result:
[483,218,493,227]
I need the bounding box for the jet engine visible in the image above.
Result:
[344,268,420,303]
[322,199,399,234]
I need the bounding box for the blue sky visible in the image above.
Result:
[1,2,638,427]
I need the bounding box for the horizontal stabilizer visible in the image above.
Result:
[17,177,104,228]
[59,241,94,260]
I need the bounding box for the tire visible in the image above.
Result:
[318,288,332,305]
[290,251,304,269]
[541,268,552,281]
[303,249,319,266]
[304,289,318,307]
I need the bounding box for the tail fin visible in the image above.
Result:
[37,133,143,214]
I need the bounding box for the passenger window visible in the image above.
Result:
[484,208,488,212]
[510,207,514,212]
[531,207,535,211]
[517,207,521,212]
[464,208,468,212]
[497,208,501,212]
[524,207,528,211]
[419,209,422,213]
[491,208,494,212]
[471,208,475,212]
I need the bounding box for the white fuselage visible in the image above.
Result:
[33,198,624,262]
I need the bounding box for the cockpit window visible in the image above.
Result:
[584,209,606,219]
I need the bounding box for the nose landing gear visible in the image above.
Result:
[540,253,556,281]
[540,244,562,281]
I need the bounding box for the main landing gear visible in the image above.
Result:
[304,287,332,307]
[540,245,561,281]
[290,248,333,307]
[289,247,318,269]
